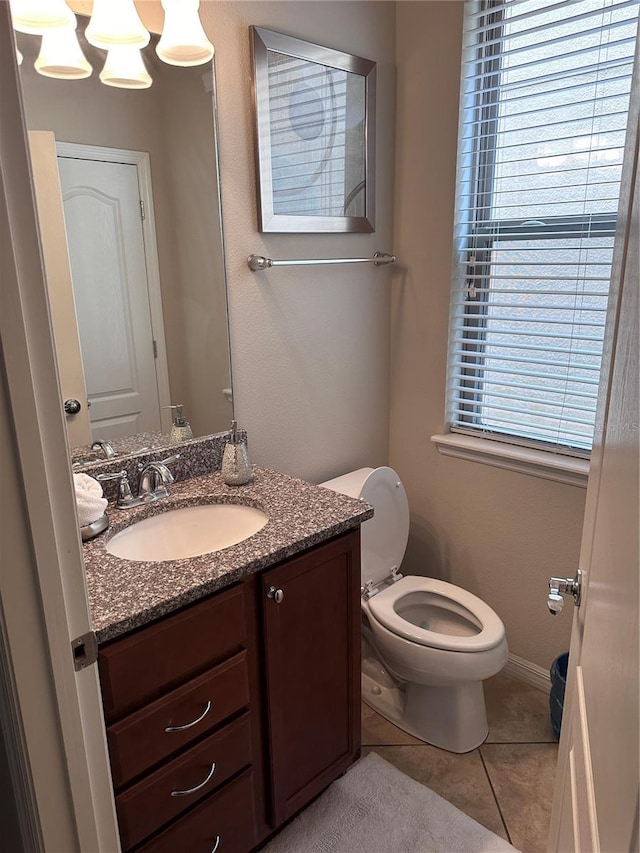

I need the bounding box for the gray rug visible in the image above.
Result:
[264,752,519,852]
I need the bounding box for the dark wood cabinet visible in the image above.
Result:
[98,528,361,851]
[261,531,361,825]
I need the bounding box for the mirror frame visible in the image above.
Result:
[250,26,376,233]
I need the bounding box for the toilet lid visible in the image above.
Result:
[360,466,410,587]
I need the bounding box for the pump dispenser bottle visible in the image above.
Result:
[222,420,252,485]
[164,404,193,443]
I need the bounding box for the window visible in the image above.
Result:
[447,0,638,457]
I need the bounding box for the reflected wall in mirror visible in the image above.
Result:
[18,19,232,455]
[251,27,376,233]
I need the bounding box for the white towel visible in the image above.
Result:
[74,473,108,527]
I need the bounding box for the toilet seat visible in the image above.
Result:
[367,576,505,653]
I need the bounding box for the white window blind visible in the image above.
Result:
[448,0,638,456]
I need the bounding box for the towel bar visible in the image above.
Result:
[247,251,396,271]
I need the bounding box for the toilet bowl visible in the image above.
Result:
[321,466,508,753]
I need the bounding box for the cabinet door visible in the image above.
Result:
[262,530,361,824]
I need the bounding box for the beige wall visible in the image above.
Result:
[18,27,231,438]
[199,1,396,481]
[390,2,583,669]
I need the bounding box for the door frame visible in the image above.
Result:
[56,141,173,435]
[0,7,120,851]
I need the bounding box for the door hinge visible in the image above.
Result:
[71,631,98,671]
[152,339,158,358]
[140,199,146,220]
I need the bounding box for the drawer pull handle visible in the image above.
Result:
[164,700,212,733]
[211,836,221,853]
[170,762,216,797]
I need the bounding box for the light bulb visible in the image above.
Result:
[10,0,75,35]
[156,0,214,67]
[86,0,149,50]
[16,46,24,66]
[35,25,92,80]
[99,46,152,89]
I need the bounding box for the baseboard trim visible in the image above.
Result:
[503,653,551,694]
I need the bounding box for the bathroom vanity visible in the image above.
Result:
[82,463,371,852]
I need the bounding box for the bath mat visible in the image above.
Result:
[263,751,519,853]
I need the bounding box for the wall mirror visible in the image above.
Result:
[251,26,376,233]
[17,20,232,464]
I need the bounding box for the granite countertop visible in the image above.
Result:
[82,465,373,644]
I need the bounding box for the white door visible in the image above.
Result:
[548,69,639,852]
[57,155,162,439]
[28,131,91,447]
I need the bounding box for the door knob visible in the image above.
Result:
[64,398,82,415]
[547,570,582,615]
[267,586,284,604]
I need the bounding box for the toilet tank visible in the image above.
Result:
[320,468,374,499]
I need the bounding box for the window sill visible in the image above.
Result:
[430,433,589,488]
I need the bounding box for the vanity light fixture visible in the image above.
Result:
[85,0,150,50]
[35,25,92,80]
[99,45,152,89]
[13,0,215,88]
[156,0,213,66]
[9,0,75,34]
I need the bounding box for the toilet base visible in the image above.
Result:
[362,669,489,753]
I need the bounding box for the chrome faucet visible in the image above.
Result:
[91,440,117,459]
[137,454,180,502]
[96,454,180,509]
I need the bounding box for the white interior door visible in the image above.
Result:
[548,64,639,853]
[28,131,91,447]
[57,154,162,439]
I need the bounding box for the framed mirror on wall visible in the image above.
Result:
[250,26,376,233]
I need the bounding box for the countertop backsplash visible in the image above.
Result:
[75,432,229,502]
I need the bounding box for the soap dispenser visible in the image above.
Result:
[164,404,193,443]
[222,420,252,485]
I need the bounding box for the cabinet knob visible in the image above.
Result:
[267,586,284,604]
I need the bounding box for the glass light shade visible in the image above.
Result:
[16,46,24,65]
[86,0,150,50]
[35,26,92,79]
[99,46,152,89]
[156,0,213,67]
[10,0,75,34]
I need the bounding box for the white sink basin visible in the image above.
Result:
[105,503,269,562]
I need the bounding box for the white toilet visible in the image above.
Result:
[321,466,508,753]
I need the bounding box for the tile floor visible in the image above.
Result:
[361,672,558,853]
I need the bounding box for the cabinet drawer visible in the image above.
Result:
[108,651,250,788]
[117,714,252,850]
[99,585,246,722]
[138,769,256,853]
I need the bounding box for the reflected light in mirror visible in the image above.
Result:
[35,26,92,80]
[99,45,152,89]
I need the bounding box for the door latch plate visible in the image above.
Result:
[71,631,98,671]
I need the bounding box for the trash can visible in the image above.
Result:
[549,652,569,740]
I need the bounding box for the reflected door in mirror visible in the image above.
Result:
[58,152,164,440]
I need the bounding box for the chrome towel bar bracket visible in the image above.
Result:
[247,251,396,271]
